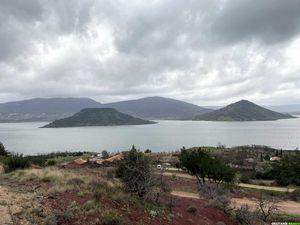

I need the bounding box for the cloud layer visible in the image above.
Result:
[1,0,300,105]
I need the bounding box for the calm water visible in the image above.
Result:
[0,118,300,155]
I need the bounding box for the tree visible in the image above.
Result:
[116,146,153,199]
[235,204,258,225]
[273,154,300,186]
[200,183,233,213]
[180,148,235,190]
[101,150,110,159]
[0,142,9,156]
[144,149,152,154]
[256,194,279,222]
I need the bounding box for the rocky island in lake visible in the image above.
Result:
[192,100,295,121]
[42,108,155,128]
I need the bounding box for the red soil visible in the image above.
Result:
[42,189,237,225]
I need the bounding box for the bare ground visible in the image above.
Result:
[163,172,296,192]
[170,190,300,216]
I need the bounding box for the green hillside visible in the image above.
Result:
[42,108,155,128]
[192,100,295,121]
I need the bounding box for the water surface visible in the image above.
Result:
[0,118,300,155]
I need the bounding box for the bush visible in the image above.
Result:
[116,146,153,199]
[235,204,257,225]
[273,155,300,186]
[106,169,115,179]
[4,154,30,172]
[102,210,123,225]
[47,160,56,166]
[200,183,232,213]
[45,214,58,225]
[0,142,9,156]
[93,189,105,202]
[187,205,198,215]
[144,149,152,153]
[290,189,300,202]
[180,148,236,188]
[67,178,85,189]
[240,175,250,184]
[102,150,110,159]
[112,191,131,204]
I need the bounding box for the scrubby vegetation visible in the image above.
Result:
[0,142,9,156]
[273,154,300,186]
[116,145,154,199]
[0,147,93,172]
[180,147,236,189]
[1,142,299,225]
[192,145,300,187]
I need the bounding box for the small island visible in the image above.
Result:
[192,100,295,121]
[42,108,156,128]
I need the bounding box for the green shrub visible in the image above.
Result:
[106,169,115,179]
[235,205,257,225]
[41,176,55,183]
[144,149,152,153]
[0,142,9,156]
[4,154,30,172]
[116,146,153,199]
[47,160,56,166]
[240,175,250,184]
[112,191,131,204]
[290,189,300,202]
[102,210,123,225]
[102,150,110,159]
[45,214,58,225]
[187,205,198,215]
[67,178,85,189]
[82,200,98,212]
[93,189,105,202]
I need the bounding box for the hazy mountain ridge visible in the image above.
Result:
[42,108,155,128]
[0,98,102,122]
[192,100,295,121]
[0,96,212,122]
[101,96,212,120]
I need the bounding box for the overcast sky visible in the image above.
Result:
[1,0,300,105]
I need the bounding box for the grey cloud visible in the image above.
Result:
[0,0,300,105]
[212,0,300,45]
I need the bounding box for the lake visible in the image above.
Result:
[0,118,300,155]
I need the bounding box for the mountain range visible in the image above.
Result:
[0,96,211,122]
[192,100,295,121]
[0,98,101,122]
[42,108,155,128]
[101,96,211,120]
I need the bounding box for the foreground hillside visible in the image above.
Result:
[0,145,300,225]
[43,108,155,128]
[193,100,294,121]
[0,166,236,225]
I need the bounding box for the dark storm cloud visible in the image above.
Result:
[212,0,300,45]
[0,0,300,105]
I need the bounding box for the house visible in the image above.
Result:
[270,156,281,161]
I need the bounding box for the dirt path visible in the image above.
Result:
[231,197,300,215]
[170,190,300,216]
[163,172,296,192]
